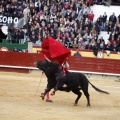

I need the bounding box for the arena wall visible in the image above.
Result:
[0,51,120,80]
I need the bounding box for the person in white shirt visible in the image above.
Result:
[23,5,30,25]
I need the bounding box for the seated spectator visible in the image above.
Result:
[116,36,120,46]
[30,35,37,44]
[12,47,19,52]
[85,42,93,49]
[99,41,105,51]
[102,0,111,6]
[99,36,105,43]
[94,0,103,4]
[105,41,113,51]
[73,49,82,57]
[18,29,25,44]
[117,47,120,54]
[1,0,119,55]
[111,42,117,51]
[109,36,116,45]
[35,36,42,46]
[79,42,85,50]
[73,38,78,48]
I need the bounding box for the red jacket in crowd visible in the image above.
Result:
[63,3,71,9]
[87,13,94,21]
[89,0,93,4]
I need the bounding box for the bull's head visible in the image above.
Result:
[35,60,50,71]
[35,60,59,77]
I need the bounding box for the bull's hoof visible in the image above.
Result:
[46,99,53,102]
[74,101,78,106]
[41,96,44,100]
[87,105,91,107]
[40,93,45,100]
[74,103,78,106]
[87,103,91,107]
[51,92,55,96]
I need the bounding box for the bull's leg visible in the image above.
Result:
[72,89,82,106]
[51,87,71,96]
[40,89,50,100]
[51,89,56,96]
[82,89,90,106]
[51,79,66,95]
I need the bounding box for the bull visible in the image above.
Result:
[35,60,109,106]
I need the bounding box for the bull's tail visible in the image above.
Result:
[88,80,110,94]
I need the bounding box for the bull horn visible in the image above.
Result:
[34,61,37,66]
[44,54,51,62]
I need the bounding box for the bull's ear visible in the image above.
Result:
[44,54,51,62]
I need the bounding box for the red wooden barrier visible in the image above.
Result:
[0,51,120,74]
[67,57,120,74]
[0,51,42,67]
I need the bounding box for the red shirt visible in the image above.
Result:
[63,4,71,9]
[89,0,93,4]
[87,13,94,21]
[116,39,120,44]
[110,40,116,45]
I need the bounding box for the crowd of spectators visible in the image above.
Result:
[0,0,120,54]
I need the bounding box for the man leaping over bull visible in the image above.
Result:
[51,60,70,95]
[36,36,71,102]
[39,55,70,100]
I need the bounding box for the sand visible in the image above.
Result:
[0,72,120,120]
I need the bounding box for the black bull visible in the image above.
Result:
[36,60,109,106]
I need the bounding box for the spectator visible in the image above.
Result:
[30,35,37,45]
[102,0,111,6]
[73,38,78,48]
[105,40,113,51]
[35,36,42,46]
[87,10,95,27]
[73,49,82,57]
[117,14,120,24]
[109,36,116,45]
[96,17,103,35]
[99,36,105,43]
[111,42,117,51]
[12,47,19,52]
[107,21,114,34]
[102,12,107,31]
[18,29,25,44]
[85,41,93,49]
[99,41,105,51]
[0,0,119,54]
[23,5,30,25]
[109,12,117,25]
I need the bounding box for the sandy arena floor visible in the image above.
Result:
[0,71,120,120]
